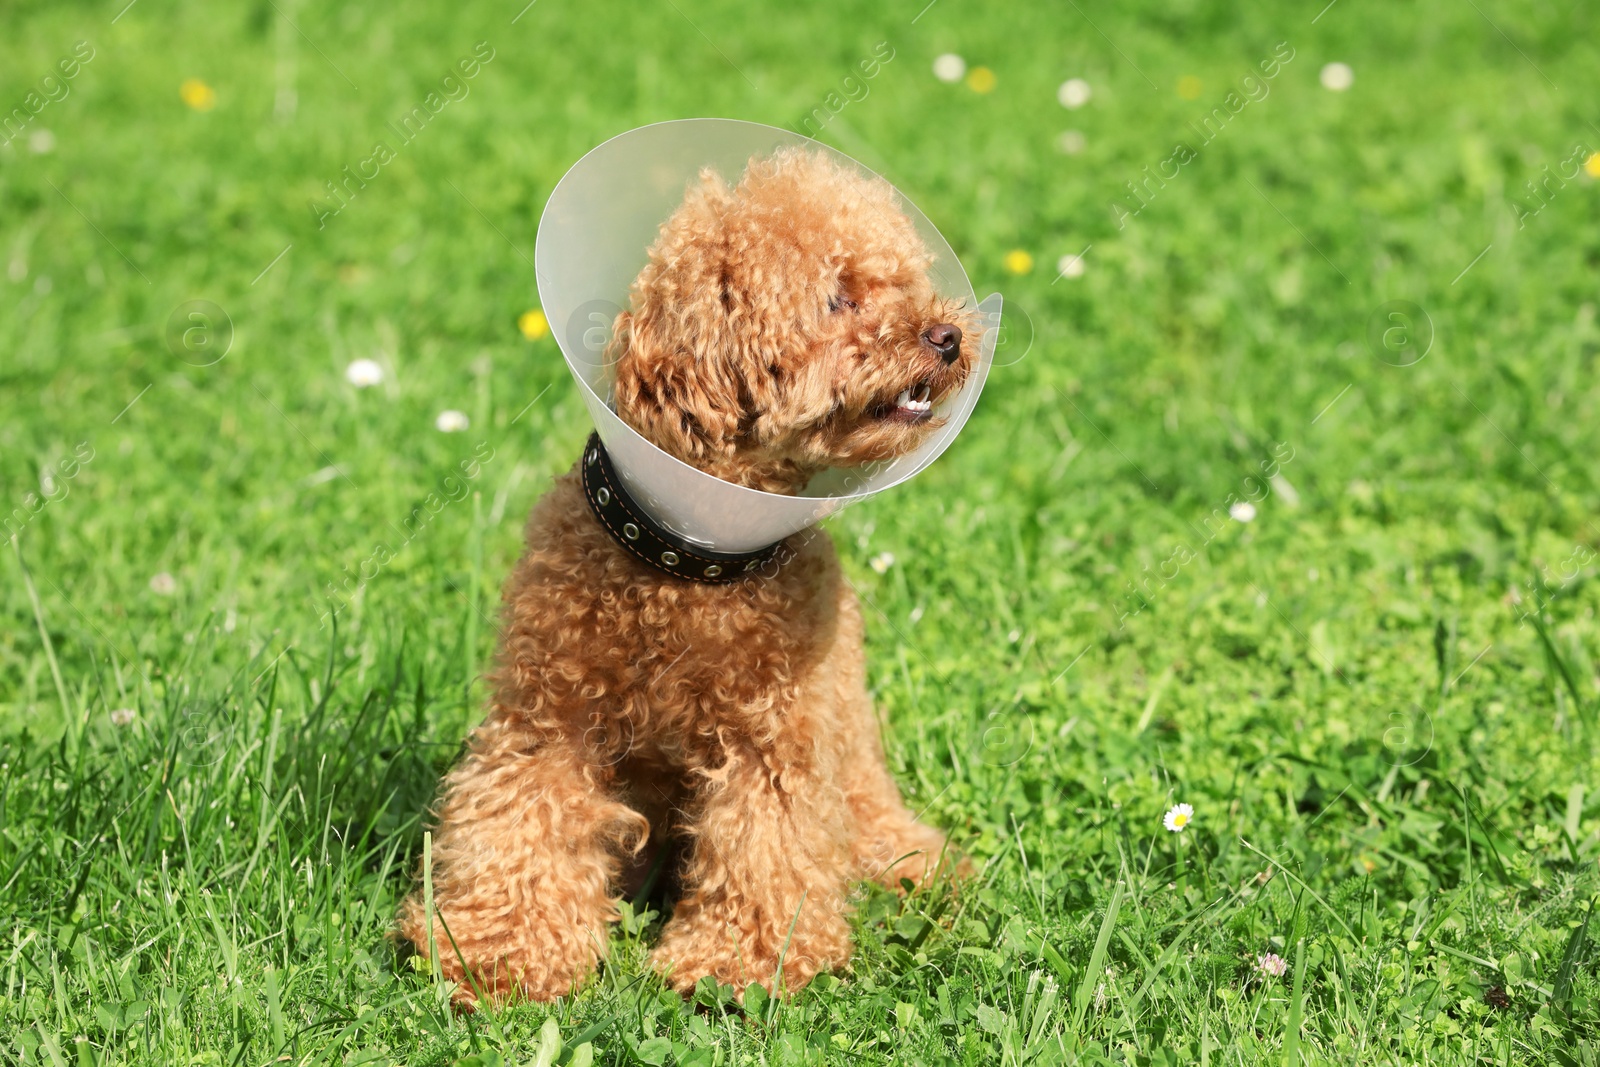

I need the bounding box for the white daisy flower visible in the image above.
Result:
[435,409,469,432]
[148,572,177,595]
[345,358,384,387]
[1256,952,1288,977]
[1230,500,1257,523]
[1163,802,1194,833]
[1057,78,1092,109]
[933,54,966,83]
[1319,62,1353,92]
[109,708,136,727]
[1057,129,1086,155]
[28,129,56,155]
[869,551,895,574]
[1057,253,1087,279]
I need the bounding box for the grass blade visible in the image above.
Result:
[1553,896,1594,1017]
[1530,608,1594,729]
[11,537,76,756]
[1069,877,1124,1040]
[1284,935,1307,1066]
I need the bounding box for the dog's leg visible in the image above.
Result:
[831,588,960,890]
[650,743,854,997]
[838,703,957,890]
[397,736,646,1006]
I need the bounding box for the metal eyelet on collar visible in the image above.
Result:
[661,550,680,566]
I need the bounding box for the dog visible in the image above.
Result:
[398,148,979,1005]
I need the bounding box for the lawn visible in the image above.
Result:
[3,0,1599,1062]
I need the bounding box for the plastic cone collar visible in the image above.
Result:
[535,118,1001,553]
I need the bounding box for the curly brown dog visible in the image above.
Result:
[398,148,979,1005]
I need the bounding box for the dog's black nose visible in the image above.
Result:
[923,323,963,364]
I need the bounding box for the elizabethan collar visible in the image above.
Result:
[536,118,1001,555]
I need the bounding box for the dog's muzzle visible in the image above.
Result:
[580,432,790,584]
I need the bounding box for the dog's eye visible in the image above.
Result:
[827,296,858,313]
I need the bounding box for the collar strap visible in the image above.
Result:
[580,432,788,584]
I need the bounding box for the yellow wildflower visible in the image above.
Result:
[518,309,550,340]
[180,79,217,111]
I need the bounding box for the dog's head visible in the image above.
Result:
[609,149,979,494]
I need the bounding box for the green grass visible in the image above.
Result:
[3,0,1599,1062]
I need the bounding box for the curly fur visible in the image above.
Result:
[397,148,979,1005]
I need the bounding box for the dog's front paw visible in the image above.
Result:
[855,819,967,891]
[650,907,850,998]
[648,938,750,998]
[397,896,603,1006]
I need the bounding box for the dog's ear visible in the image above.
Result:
[608,167,754,464]
[611,307,744,464]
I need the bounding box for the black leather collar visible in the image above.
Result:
[580,432,788,584]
